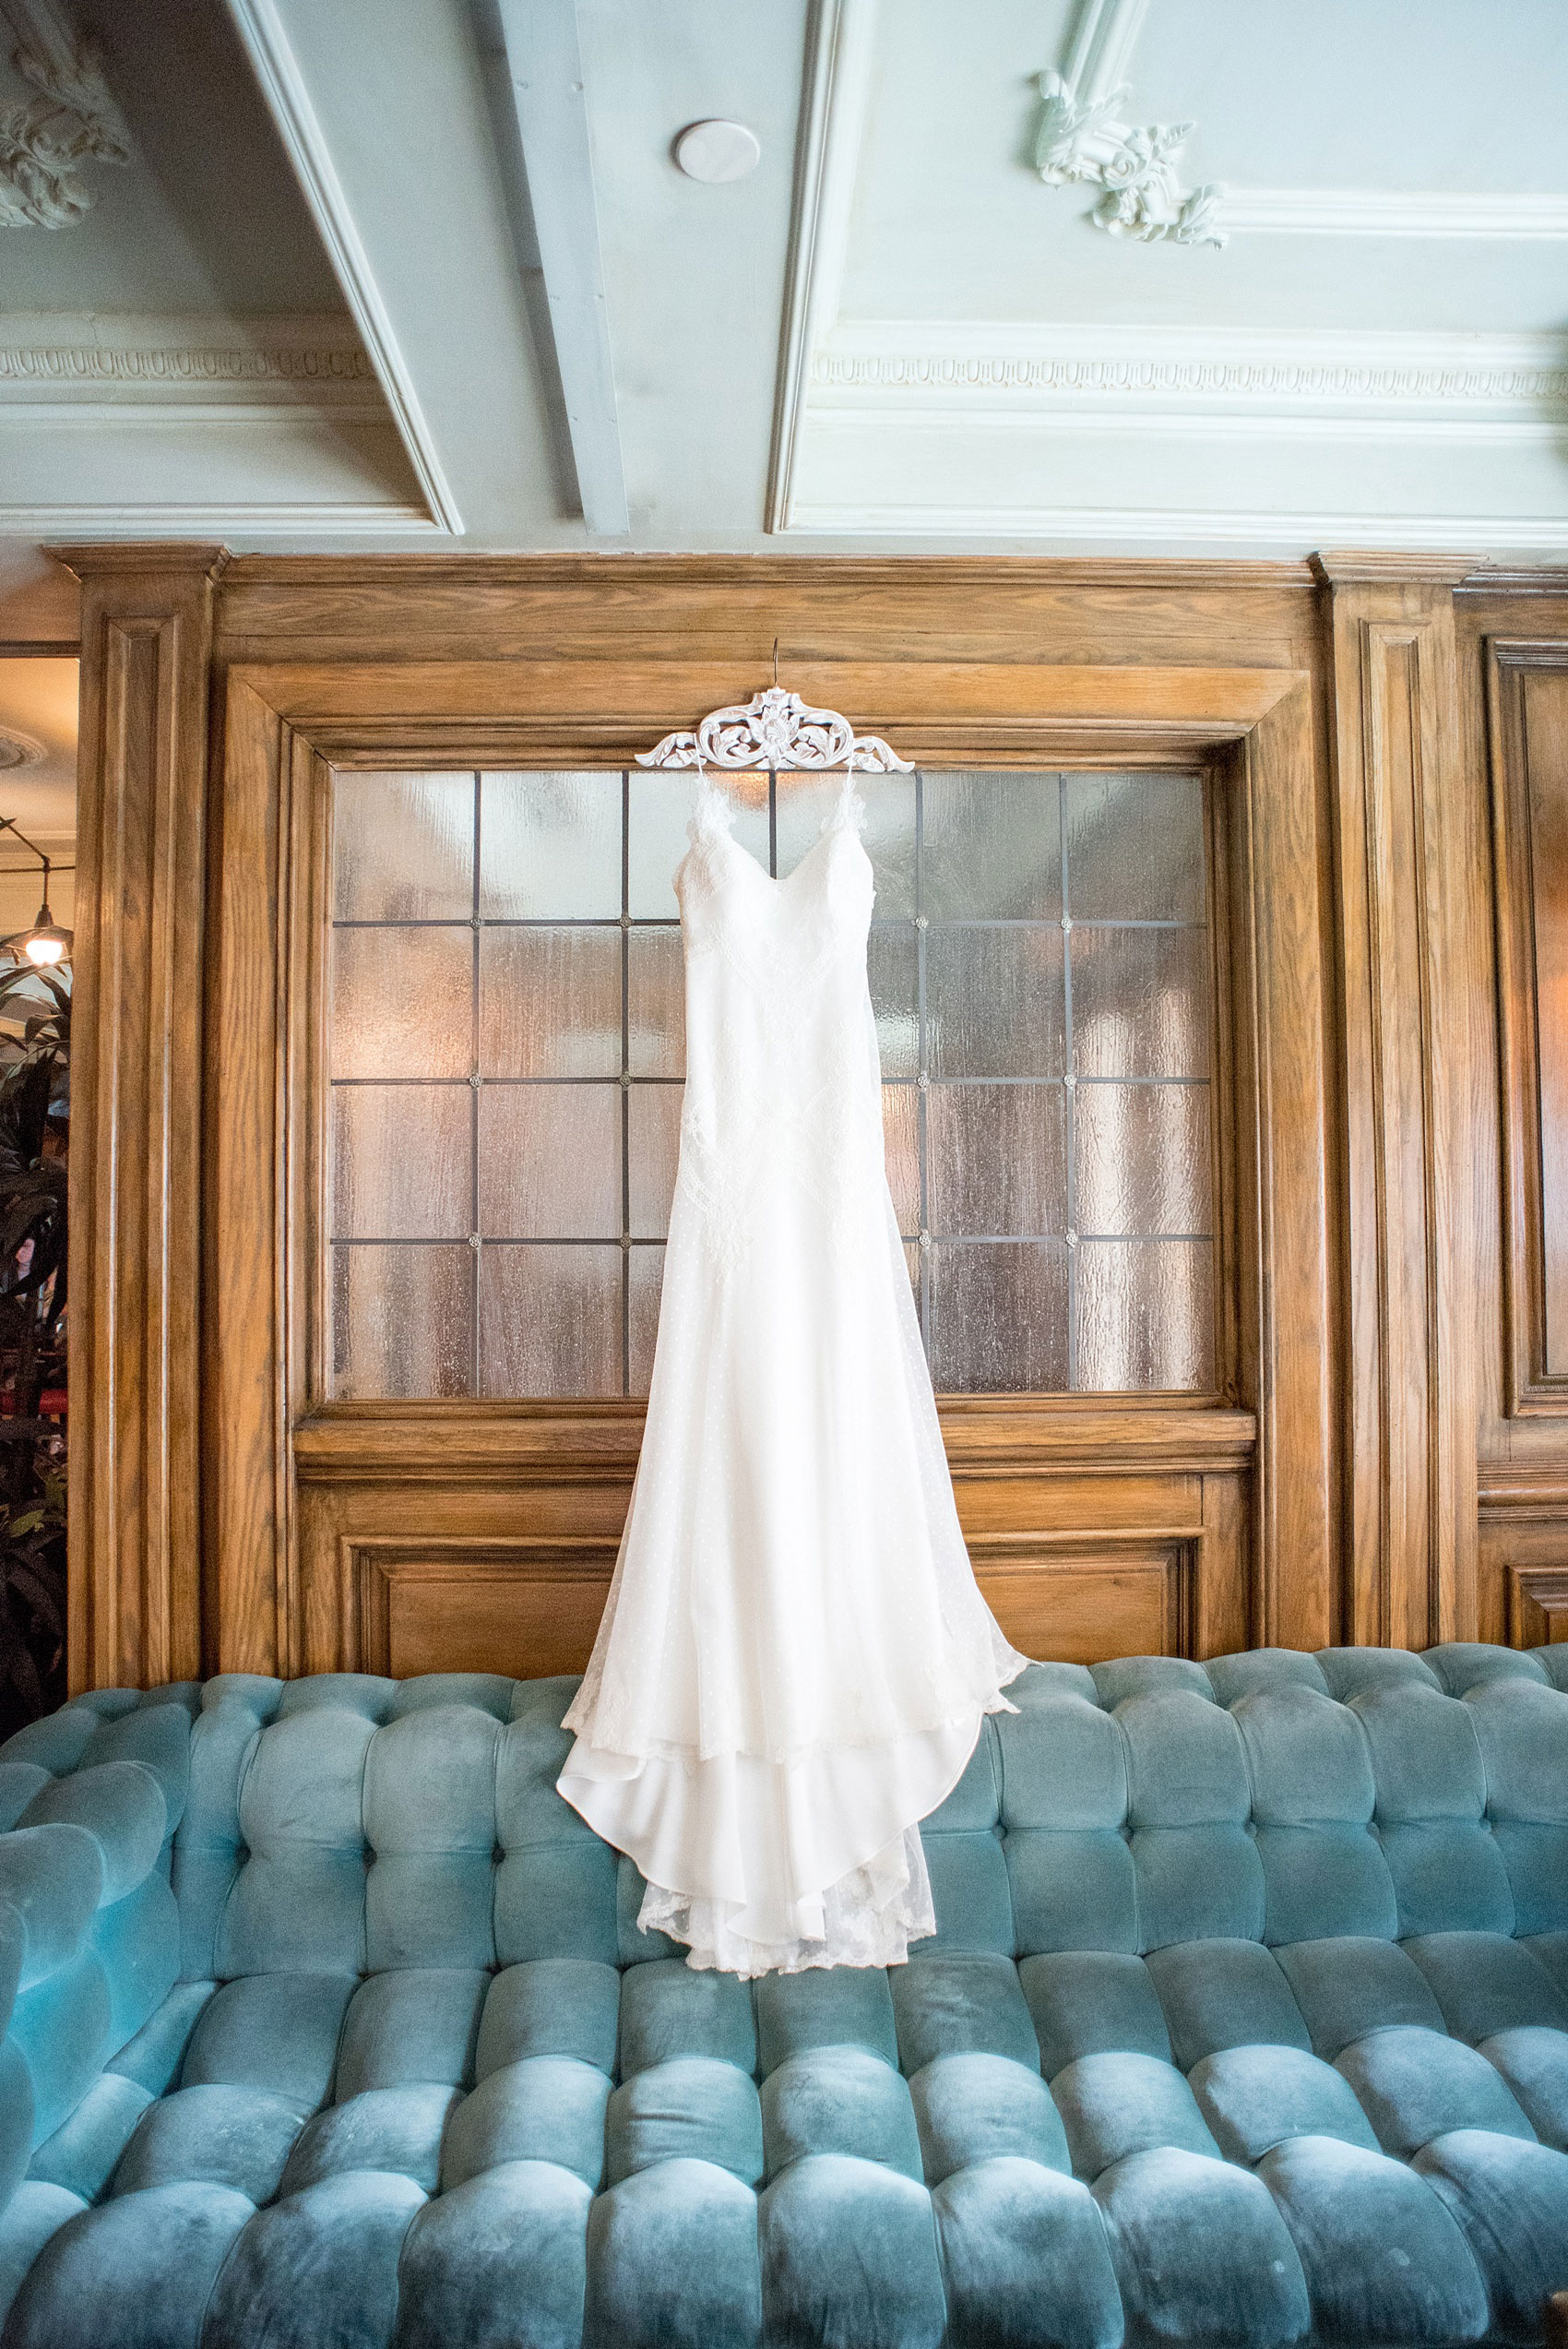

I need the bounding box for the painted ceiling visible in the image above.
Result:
[0,0,1565,574]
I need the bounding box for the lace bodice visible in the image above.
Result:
[672,774,884,1271]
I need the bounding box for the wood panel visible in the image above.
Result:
[48,545,1421,1688]
[1317,557,1479,1647]
[1489,642,1568,1412]
[52,543,226,1693]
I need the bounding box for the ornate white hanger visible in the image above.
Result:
[637,685,911,774]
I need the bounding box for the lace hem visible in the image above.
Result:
[637,1822,934,1977]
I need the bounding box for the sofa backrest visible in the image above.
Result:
[3,1644,1565,1996]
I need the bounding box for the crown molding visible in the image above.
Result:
[812,325,1568,423]
[0,313,375,400]
[780,500,1568,554]
[1309,551,1480,587]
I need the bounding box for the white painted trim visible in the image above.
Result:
[1061,0,1150,108]
[220,0,463,533]
[0,503,440,532]
[1220,189,1568,239]
[813,323,1568,418]
[766,0,881,533]
[494,0,628,539]
[0,311,374,393]
[781,501,1568,551]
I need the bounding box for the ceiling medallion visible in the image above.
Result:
[0,10,131,231]
[637,686,911,772]
[0,729,45,772]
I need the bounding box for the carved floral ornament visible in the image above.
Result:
[1032,67,1223,248]
[0,16,129,230]
[637,687,911,773]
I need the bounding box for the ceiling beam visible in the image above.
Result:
[493,0,629,538]
[222,0,461,532]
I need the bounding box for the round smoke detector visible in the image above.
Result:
[673,119,761,184]
[0,730,44,773]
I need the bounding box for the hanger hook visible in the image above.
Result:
[772,637,779,687]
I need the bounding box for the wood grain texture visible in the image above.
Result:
[60,546,225,1693]
[75,543,1563,1687]
[1488,644,1568,1413]
[1322,576,1478,1647]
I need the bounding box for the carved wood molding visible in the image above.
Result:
[1487,639,1568,1416]
[59,543,227,1691]
[1506,1563,1568,1650]
[1320,570,1479,1647]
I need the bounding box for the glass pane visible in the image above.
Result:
[479,1246,621,1396]
[1074,1083,1212,1235]
[628,1245,664,1396]
[628,1083,683,1239]
[333,771,474,921]
[629,770,768,917]
[627,928,684,1077]
[926,928,1064,1078]
[776,772,918,915]
[479,927,622,1078]
[332,1243,472,1397]
[478,1085,620,1237]
[928,1083,1067,1235]
[481,772,621,919]
[332,1085,469,1237]
[330,927,473,1081]
[1071,928,1211,1079]
[1065,772,1205,923]
[1075,1240,1215,1390]
[883,1084,921,1234]
[922,772,1062,921]
[869,926,919,1079]
[929,1242,1069,1392]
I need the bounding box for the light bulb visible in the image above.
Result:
[23,931,65,967]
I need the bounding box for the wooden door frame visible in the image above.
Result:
[206,650,1331,1678]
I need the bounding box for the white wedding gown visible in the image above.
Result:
[557,769,1028,1975]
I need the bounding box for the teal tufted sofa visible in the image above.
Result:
[0,1643,1566,2349]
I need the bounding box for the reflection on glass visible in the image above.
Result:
[480,1246,622,1397]
[628,1245,664,1395]
[326,765,1218,1399]
[1070,928,1211,1080]
[332,1244,472,1398]
[882,1085,921,1234]
[627,929,685,1077]
[923,771,1063,921]
[927,1084,1067,1236]
[332,1085,469,1239]
[926,927,1065,1079]
[868,927,919,1079]
[331,928,472,1081]
[479,927,622,1078]
[1064,772,1206,923]
[1075,1239,1214,1390]
[627,1085,683,1239]
[333,772,474,922]
[481,772,622,920]
[478,1085,620,1238]
[1074,1084,1212,1237]
[929,1242,1070,1392]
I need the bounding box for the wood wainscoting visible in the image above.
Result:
[58,545,1568,1690]
[292,1401,1255,1681]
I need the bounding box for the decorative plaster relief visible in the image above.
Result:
[0,7,129,229]
[1032,67,1222,248]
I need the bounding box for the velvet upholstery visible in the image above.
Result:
[0,1649,1563,2346]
